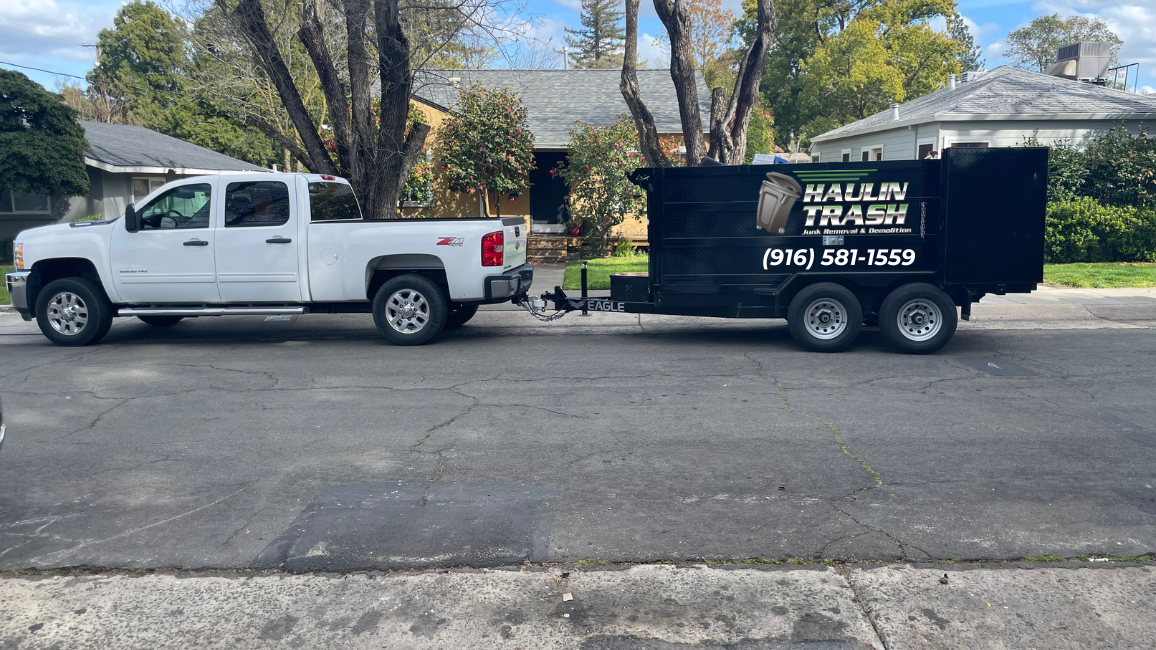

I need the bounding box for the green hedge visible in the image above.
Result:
[1046,198,1156,263]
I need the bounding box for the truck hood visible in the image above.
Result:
[17,220,116,243]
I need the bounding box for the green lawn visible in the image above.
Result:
[563,257,649,290]
[0,265,11,305]
[1044,263,1156,288]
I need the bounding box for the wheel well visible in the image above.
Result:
[366,268,449,301]
[28,258,107,310]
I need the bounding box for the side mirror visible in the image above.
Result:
[125,204,140,233]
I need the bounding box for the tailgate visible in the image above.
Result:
[502,217,527,270]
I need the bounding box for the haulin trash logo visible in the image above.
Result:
[756,168,914,236]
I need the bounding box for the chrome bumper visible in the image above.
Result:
[5,271,31,320]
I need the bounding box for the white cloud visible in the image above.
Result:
[552,0,583,11]
[0,0,110,57]
[638,32,667,67]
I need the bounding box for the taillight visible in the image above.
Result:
[481,231,504,267]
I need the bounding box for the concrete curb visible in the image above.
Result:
[3,563,1153,649]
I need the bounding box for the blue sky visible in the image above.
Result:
[2,0,1152,92]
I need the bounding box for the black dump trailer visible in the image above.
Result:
[525,147,1048,353]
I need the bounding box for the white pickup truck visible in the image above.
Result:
[6,173,532,346]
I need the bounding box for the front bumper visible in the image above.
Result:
[5,271,31,320]
[483,264,534,302]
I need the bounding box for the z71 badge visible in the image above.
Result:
[436,237,465,247]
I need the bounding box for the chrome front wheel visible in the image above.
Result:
[46,291,89,336]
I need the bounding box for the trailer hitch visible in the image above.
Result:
[516,261,591,321]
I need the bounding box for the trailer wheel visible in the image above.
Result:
[372,274,448,345]
[787,283,863,352]
[444,302,480,329]
[879,283,958,354]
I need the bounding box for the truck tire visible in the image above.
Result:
[35,277,115,347]
[372,274,448,346]
[138,315,184,327]
[879,283,958,354]
[444,303,480,329]
[787,283,863,352]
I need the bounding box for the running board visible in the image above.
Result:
[118,307,307,317]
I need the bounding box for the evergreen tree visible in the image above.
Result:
[947,12,985,73]
[0,70,90,200]
[564,0,626,69]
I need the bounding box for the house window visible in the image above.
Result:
[841,149,851,162]
[811,153,820,163]
[918,143,935,159]
[131,177,166,203]
[0,190,51,214]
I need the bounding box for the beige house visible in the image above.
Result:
[404,69,710,255]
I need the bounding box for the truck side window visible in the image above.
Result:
[225,181,290,227]
[309,182,362,221]
[136,183,212,230]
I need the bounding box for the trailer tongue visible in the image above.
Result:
[518,147,1048,354]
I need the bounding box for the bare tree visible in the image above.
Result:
[621,0,776,166]
[201,0,529,218]
[708,0,775,164]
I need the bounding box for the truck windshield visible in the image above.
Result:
[309,182,362,221]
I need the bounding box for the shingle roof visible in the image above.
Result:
[813,66,1156,142]
[81,121,268,173]
[409,69,711,147]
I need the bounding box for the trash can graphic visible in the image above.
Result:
[756,172,803,234]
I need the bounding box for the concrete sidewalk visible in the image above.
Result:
[3,562,1153,649]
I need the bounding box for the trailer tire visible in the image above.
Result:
[138,315,184,327]
[35,277,115,347]
[372,274,448,346]
[444,302,480,329]
[787,283,863,352]
[879,283,958,354]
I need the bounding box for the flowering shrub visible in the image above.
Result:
[436,84,535,215]
[554,117,648,256]
[404,158,434,205]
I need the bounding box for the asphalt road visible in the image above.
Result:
[2,299,1155,572]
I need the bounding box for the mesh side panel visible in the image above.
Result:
[664,210,760,238]
[661,247,768,276]
[663,175,764,203]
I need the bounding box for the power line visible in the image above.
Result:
[0,61,86,80]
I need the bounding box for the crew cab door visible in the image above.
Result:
[214,178,302,303]
[110,180,221,303]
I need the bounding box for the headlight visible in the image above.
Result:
[13,243,22,270]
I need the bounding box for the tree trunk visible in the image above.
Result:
[619,0,671,168]
[653,0,705,166]
[297,0,352,175]
[343,0,374,196]
[708,0,777,164]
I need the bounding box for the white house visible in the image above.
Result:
[808,66,1156,163]
[1,121,267,240]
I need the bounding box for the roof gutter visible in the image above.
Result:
[810,111,1156,143]
[85,158,270,175]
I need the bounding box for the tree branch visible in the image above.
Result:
[620,0,671,168]
[247,117,312,171]
[229,0,337,175]
[297,0,352,175]
[710,0,776,164]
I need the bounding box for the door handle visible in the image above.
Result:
[266,236,292,244]
[183,239,209,246]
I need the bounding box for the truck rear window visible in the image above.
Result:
[309,182,362,221]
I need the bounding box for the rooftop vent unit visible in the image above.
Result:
[961,71,985,83]
[1044,42,1111,81]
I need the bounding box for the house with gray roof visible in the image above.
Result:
[808,66,1156,164]
[1,121,267,240]
[406,69,709,239]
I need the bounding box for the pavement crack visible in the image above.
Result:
[57,398,131,440]
[771,380,882,488]
[218,507,268,550]
[409,380,491,506]
[837,563,890,650]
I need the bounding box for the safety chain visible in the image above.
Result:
[516,297,570,322]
